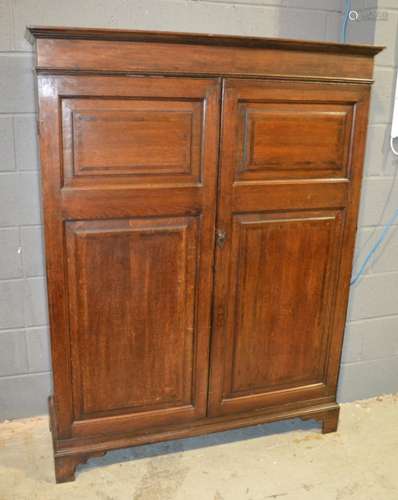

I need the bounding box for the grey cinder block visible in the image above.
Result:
[0,0,12,51]
[17,172,42,226]
[21,225,45,277]
[357,225,398,274]
[0,117,15,172]
[0,173,18,226]
[369,67,395,125]
[26,327,51,373]
[14,115,39,171]
[364,125,393,177]
[277,9,327,41]
[0,228,23,279]
[23,277,48,327]
[358,177,398,227]
[0,280,25,329]
[0,329,28,376]
[361,315,398,360]
[0,54,35,113]
[341,323,363,363]
[0,372,52,419]
[349,273,398,321]
[338,356,398,402]
[373,9,398,67]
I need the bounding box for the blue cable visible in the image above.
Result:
[340,0,351,43]
[339,1,398,286]
[351,208,398,286]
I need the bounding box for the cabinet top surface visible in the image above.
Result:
[26,25,383,56]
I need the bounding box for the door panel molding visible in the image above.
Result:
[236,101,354,180]
[66,216,199,421]
[61,97,205,187]
[210,209,345,416]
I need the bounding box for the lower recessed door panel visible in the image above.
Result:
[66,216,206,435]
[209,210,344,416]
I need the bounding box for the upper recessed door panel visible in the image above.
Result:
[62,99,202,184]
[56,76,216,188]
[230,80,358,181]
[238,102,353,180]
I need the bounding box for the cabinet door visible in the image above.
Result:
[208,79,370,417]
[38,75,220,437]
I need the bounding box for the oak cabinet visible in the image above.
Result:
[27,26,382,483]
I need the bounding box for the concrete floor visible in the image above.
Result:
[0,395,397,500]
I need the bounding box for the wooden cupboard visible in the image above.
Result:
[27,26,382,483]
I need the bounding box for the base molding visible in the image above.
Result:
[49,398,340,483]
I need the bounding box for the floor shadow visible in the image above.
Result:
[82,417,321,473]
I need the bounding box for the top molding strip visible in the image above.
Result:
[26,25,384,56]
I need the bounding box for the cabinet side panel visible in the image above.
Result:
[36,76,75,438]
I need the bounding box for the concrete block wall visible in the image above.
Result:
[338,0,398,401]
[0,0,396,419]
